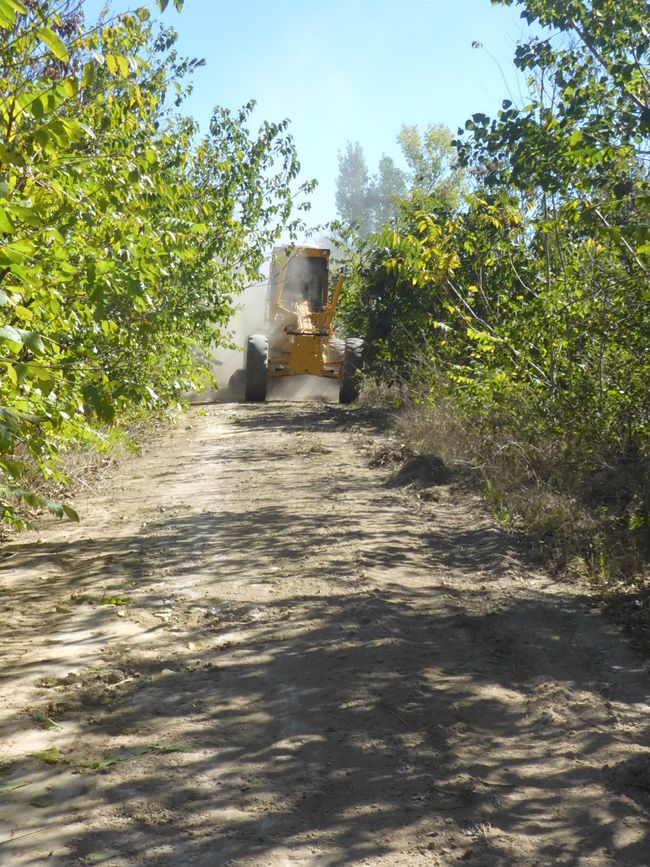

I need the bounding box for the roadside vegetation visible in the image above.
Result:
[334,0,649,619]
[2,0,648,629]
[0,0,308,527]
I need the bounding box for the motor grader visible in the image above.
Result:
[244,245,363,403]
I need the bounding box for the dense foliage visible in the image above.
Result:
[0,0,306,525]
[337,0,649,581]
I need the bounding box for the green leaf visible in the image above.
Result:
[14,304,33,321]
[60,118,86,142]
[21,490,46,509]
[63,504,80,522]
[46,120,70,147]
[0,209,15,233]
[26,96,44,119]
[0,0,26,29]
[84,852,120,865]
[61,78,78,98]
[80,742,193,773]
[33,712,63,730]
[31,747,64,765]
[1,238,35,263]
[157,0,170,10]
[80,755,121,771]
[45,499,64,518]
[0,325,23,346]
[37,26,69,62]
[151,742,193,754]
[0,4,15,28]
[0,778,32,794]
[20,330,46,354]
[7,239,34,255]
[8,204,41,227]
[82,384,115,422]
[104,54,118,75]
[0,143,26,166]
[83,61,96,87]
[0,455,23,476]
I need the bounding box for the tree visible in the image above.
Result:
[336,0,650,580]
[334,124,466,371]
[335,142,371,232]
[335,124,465,242]
[335,141,407,236]
[398,123,465,211]
[370,155,410,226]
[0,0,304,525]
[454,0,650,448]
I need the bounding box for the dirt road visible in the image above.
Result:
[1,402,649,866]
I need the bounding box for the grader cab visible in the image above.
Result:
[244,245,363,403]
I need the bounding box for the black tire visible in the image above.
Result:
[327,337,345,364]
[339,337,364,404]
[245,334,268,402]
[227,368,246,397]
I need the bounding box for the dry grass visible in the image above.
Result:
[359,375,650,647]
[57,410,182,498]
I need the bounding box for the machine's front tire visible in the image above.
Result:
[245,334,269,402]
[339,338,364,404]
[327,337,345,364]
[228,368,246,397]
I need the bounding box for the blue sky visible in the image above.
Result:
[87,1,534,229]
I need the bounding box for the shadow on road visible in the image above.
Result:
[0,406,648,866]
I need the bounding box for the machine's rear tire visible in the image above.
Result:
[339,337,364,404]
[245,334,269,402]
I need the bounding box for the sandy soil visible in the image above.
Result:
[0,401,649,866]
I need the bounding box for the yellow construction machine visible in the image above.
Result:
[244,245,363,403]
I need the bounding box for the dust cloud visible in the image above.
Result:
[267,374,339,402]
[212,280,268,397]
